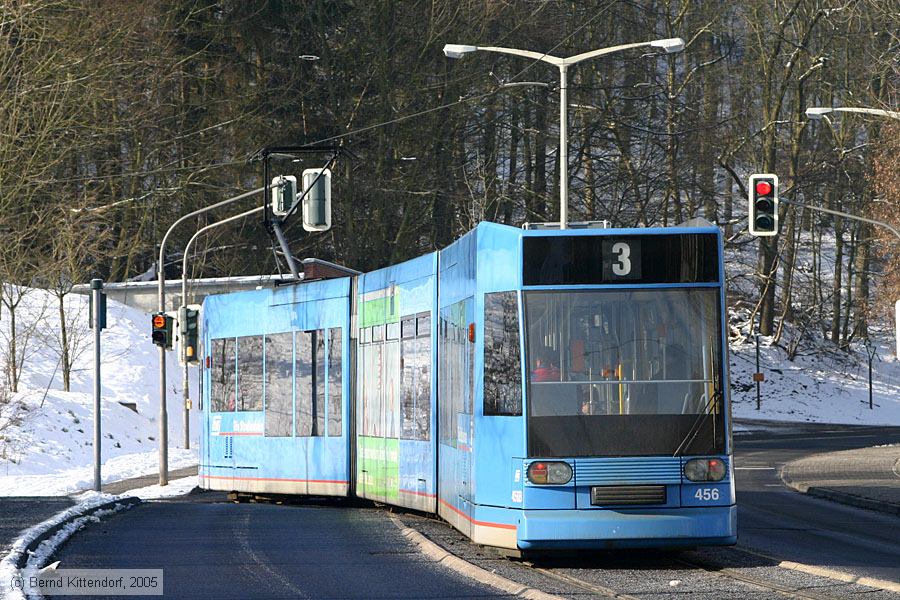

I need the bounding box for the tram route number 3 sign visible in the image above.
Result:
[601,239,642,280]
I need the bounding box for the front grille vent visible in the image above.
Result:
[590,485,667,506]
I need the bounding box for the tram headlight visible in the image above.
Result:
[683,458,727,482]
[527,461,572,485]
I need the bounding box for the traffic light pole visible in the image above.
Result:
[157,187,263,486]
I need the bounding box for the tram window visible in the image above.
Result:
[211,338,235,412]
[483,292,523,416]
[524,289,725,457]
[295,331,313,436]
[386,321,400,340]
[384,339,400,438]
[439,302,469,445]
[401,318,416,339]
[236,335,263,411]
[361,327,371,345]
[372,324,384,343]
[264,332,293,437]
[313,330,326,437]
[401,314,431,440]
[417,313,431,337]
[327,328,342,436]
[438,317,451,445]
[401,338,417,439]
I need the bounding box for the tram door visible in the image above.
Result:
[456,298,475,537]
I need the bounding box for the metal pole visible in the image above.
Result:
[868,352,874,410]
[183,337,190,449]
[180,204,266,455]
[559,65,568,230]
[271,219,303,280]
[157,186,263,486]
[755,334,761,411]
[91,278,103,491]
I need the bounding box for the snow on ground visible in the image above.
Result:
[730,326,900,425]
[724,222,900,426]
[0,287,198,497]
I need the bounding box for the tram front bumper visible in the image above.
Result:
[517,505,737,550]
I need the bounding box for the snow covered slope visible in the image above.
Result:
[0,288,198,496]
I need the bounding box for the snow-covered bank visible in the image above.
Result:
[730,323,900,425]
[0,287,198,497]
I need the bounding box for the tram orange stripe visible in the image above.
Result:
[399,489,437,498]
[439,498,517,530]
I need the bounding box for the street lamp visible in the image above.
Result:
[444,38,685,229]
[806,106,900,121]
[156,186,263,485]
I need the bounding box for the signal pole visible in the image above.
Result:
[157,187,263,485]
[90,279,106,491]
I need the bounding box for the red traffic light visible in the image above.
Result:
[755,181,772,195]
[152,314,166,329]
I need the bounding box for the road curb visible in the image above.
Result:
[780,466,900,517]
[389,517,565,600]
[778,560,900,594]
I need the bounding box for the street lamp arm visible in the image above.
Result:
[157,186,264,311]
[780,197,900,244]
[807,106,900,121]
[563,40,672,66]
[831,107,900,120]
[473,46,565,66]
[181,205,266,308]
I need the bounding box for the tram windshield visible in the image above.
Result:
[524,288,726,457]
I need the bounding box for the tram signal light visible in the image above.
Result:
[151,312,174,349]
[301,168,331,232]
[748,174,778,236]
[178,304,201,365]
[271,175,297,218]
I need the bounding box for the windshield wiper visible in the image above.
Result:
[673,390,721,457]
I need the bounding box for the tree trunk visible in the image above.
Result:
[59,294,70,392]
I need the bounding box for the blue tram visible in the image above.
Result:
[199,222,736,550]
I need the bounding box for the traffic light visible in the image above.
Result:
[151,312,174,349]
[178,304,201,365]
[301,168,332,232]
[270,175,297,218]
[749,174,779,236]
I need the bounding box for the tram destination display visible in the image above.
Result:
[522,233,719,286]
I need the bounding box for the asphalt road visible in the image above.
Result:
[733,420,900,583]
[46,421,900,599]
[53,495,510,600]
